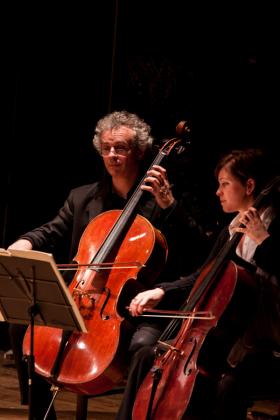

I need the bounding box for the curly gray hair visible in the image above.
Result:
[92,110,153,154]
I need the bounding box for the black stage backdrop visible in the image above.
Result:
[1,2,264,258]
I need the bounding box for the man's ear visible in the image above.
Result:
[246,178,256,195]
[136,150,145,161]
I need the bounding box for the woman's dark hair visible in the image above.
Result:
[214,148,272,197]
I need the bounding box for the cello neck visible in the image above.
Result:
[92,139,182,267]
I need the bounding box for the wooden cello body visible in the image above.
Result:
[23,210,167,394]
[22,133,186,395]
[132,260,256,419]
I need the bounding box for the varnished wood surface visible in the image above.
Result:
[0,350,279,419]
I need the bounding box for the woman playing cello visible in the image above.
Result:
[7,110,206,419]
[127,148,280,420]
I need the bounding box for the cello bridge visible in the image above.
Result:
[72,288,97,300]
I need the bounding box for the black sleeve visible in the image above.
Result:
[19,191,74,252]
[155,226,229,294]
[253,233,280,278]
[156,270,200,293]
[155,199,210,282]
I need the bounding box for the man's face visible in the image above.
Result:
[100,126,143,179]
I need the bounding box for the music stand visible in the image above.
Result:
[0,248,87,420]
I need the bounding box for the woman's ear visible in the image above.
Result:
[246,178,256,195]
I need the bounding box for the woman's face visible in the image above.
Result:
[216,166,255,213]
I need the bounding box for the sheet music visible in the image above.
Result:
[0,248,87,332]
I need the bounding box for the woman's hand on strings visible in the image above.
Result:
[128,288,165,316]
[234,207,270,245]
[141,165,174,209]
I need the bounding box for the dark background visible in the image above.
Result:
[1,2,262,253]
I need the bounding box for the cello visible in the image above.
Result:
[22,122,189,396]
[132,175,280,419]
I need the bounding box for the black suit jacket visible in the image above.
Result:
[20,181,206,282]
